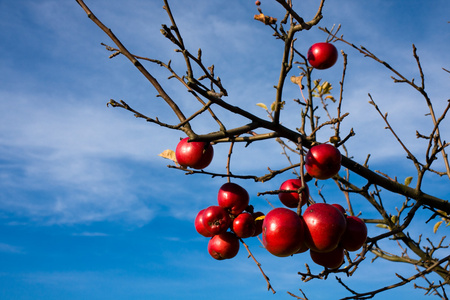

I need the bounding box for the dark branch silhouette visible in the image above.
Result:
[75,0,450,298]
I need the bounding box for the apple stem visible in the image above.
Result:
[297,137,306,216]
[226,140,236,183]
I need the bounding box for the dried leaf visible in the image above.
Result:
[290,75,303,85]
[254,13,277,25]
[159,149,177,163]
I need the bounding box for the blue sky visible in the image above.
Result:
[0,0,449,299]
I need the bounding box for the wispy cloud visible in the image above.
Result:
[0,0,448,230]
[0,242,25,254]
[0,91,161,225]
[72,232,109,237]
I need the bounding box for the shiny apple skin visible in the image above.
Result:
[307,42,338,70]
[202,205,231,235]
[194,208,213,237]
[175,137,214,169]
[262,208,305,257]
[217,182,249,216]
[208,232,240,260]
[340,216,367,251]
[303,203,346,253]
[278,179,309,208]
[305,144,341,180]
[232,212,256,238]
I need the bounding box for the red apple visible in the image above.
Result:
[262,208,304,257]
[232,212,256,238]
[202,206,231,235]
[307,42,338,70]
[340,216,367,251]
[331,203,346,215]
[310,245,344,269]
[194,208,213,237]
[175,137,214,169]
[305,144,341,180]
[278,179,309,208]
[208,232,240,260]
[251,211,264,237]
[303,203,346,253]
[294,217,309,254]
[217,182,249,216]
[295,240,309,254]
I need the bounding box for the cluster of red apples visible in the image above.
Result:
[194,182,264,260]
[262,144,367,269]
[173,18,354,269]
[176,137,260,259]
[176,136,367,269]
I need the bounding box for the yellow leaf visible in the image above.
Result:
[376,224,389,229]
[404,176,413,186]
[322,81,332,93]
[270,100,277,112]
[390,215,398,224]
[254,215,265,221]
[329,136,340,143]
[325,95,336,102]
[158,149,177,163]
[316,85,322,93]
[272,100,285,111]
[434,220,443,233]
[256,103,268,110]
